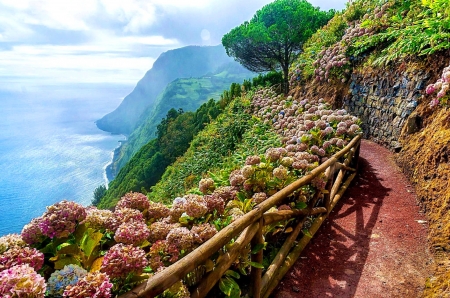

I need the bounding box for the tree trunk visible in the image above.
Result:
[282,65,289,95]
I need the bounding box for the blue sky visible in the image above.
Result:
[0,0,347,92]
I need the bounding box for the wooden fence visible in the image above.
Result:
[120,134,362,298]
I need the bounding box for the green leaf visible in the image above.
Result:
[250,261,265,269]
[219,277,241,297]
[54,256,81,269]
[251,243,265,254]
[295,202,308,209]
[236,192,247,202]
[74,223,88,243]
[303,229,312,238]
[57,243,80,255]
[80,229,103,258]
[225,270,241,279]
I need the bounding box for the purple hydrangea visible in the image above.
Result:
[106,207,144,232]
[21,218,44,245]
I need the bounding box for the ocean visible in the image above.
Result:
[0,84,131,236]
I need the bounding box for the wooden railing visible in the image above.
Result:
[120,134,362,298]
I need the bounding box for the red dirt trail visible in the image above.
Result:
[273,140,432,298]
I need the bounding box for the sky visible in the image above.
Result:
[0,0,348,92]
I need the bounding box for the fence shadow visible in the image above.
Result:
[273,154,391,298]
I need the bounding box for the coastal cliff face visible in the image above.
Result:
[96,45,236,135]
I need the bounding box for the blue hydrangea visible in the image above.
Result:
[47,264,87,297]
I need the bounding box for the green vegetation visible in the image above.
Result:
[108,62,254,178]
[222,0,334,93]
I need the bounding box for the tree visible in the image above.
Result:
[92,185,107,206]
[222,0,334,93]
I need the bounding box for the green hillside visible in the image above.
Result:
[107,62,254,178]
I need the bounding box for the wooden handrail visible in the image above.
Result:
[119,134,362,298]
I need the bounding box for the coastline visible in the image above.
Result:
[103,137,126,187]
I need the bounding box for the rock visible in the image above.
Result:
[405,112,421,134]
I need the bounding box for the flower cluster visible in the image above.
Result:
[203,193,225,215]
[166,227,195,251]
[198,178,215,194]
[170,197,187,222]
[116,192,150,212]
[82,207,113,230]
[47,264,87,297]
[38,200,86,239]
[101,244,148,279]
[184,195,208,218]
[148,222,180,243]
[426,63,450,107]
[114,219,150,246]
[21,218,44,245]
[148,202,171,220]
[191,223,217,244]
[0,264,46,297]
[0,234,26,254]
[63,272,112,298]
[0,246,44,271]
[106,207,144,232]
[148,240,180,271]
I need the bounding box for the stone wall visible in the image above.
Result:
[343,69,430,150]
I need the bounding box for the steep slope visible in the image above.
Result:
[96,45,236,135]
[107,62,253,178]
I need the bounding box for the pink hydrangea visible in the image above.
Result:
[38,200,86,239]
[166,227,195,251]
[148,221,180,243]
[106,207,144,232]
[0,264,46,297]
[191,223,217,244]
[21,218,44,245]
[245,155,261,165]
[252,192,268,204]
[229,170,245,186]
[184,195,208,218]
[0,246,44,271]
[148,202,171,220]
[273,166,288,180]
[148,240,180,271]
[0,234,26,254]
[63,272,112,298]
[116,192,150,212]
[101,244,148,279]
[82,207,113,230]
[198,178,215,194]
[114,219,150,246]
[203,194,225,215]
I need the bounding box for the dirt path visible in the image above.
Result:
[274,140,432,298]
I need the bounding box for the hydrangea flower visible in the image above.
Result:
[38,200,86,239]
[203,194,225,215]
[114,219,150,246]
[229,170,245,187]
[101,244,148,279]
[273,166,288,180]
[148,221,180,243]
[116,192,150,212]
[0,264,46,297]
[106,207,144,232]
[191,223,217,244]
[82,207,113,230]
[184,195,208,218]
[170,197,187,221]
[198,178,215,194]
[21,218,44,245]
[252,192,268,204]
[166,227,195,251]
[47,264,87,297]
[0,234,26,254]
[148,202,171,220]
[148,240,180,271]
[245,155,261,165]
[63,272,112,298]
[0,246,44,271]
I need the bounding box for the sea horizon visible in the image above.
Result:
[0,83,132,236]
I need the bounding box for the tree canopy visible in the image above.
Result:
[222,0,334,93]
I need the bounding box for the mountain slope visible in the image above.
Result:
[107,62,254,178]
[96,45,236,135]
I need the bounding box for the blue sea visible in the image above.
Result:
[0,84,132,236]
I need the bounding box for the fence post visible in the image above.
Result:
[250,218,264,298]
